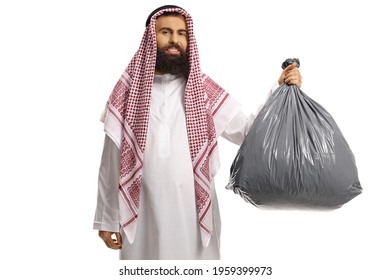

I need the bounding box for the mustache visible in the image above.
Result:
[159,43,185,53]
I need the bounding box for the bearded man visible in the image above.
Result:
[93,5,302,260]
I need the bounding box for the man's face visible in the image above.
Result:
[155,15,188,56]
[154,14,189,76]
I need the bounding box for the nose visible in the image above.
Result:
[169,33,179,44]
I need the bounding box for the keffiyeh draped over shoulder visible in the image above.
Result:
[101,6,239,247]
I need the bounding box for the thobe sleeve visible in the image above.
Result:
[221,82,279,145]
[93,135,121,232]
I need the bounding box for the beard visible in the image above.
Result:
[155,44,189,79]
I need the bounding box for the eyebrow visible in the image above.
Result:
[157,27,187,33]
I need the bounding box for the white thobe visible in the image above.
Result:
[93,74,276,259]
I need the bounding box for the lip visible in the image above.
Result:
[165,47,180,55]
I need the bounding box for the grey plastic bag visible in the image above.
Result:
[227,59,362,209]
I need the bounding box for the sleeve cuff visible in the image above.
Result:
[93,221,120,233]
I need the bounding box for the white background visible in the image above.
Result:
[1,0,389,279]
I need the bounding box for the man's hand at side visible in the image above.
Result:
[99,231,122,250]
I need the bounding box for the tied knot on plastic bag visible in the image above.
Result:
[281,58,300,69]
[227,58,362,209]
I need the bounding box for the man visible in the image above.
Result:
[93,5,302,260]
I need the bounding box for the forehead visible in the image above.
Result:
[155,14,187,30]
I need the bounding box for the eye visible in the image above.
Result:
[161,29,171,36]
[178,31,187,37]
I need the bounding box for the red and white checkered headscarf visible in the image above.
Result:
[102,6,239,247]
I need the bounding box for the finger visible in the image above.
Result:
[285,72,301,84]
[283,63,297,72]
[285,68,300,77]
[285,73,301,82]
[106,236,121,250]
[115,232,123,247]
[283,71,297,82]
[285,77,302,88]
